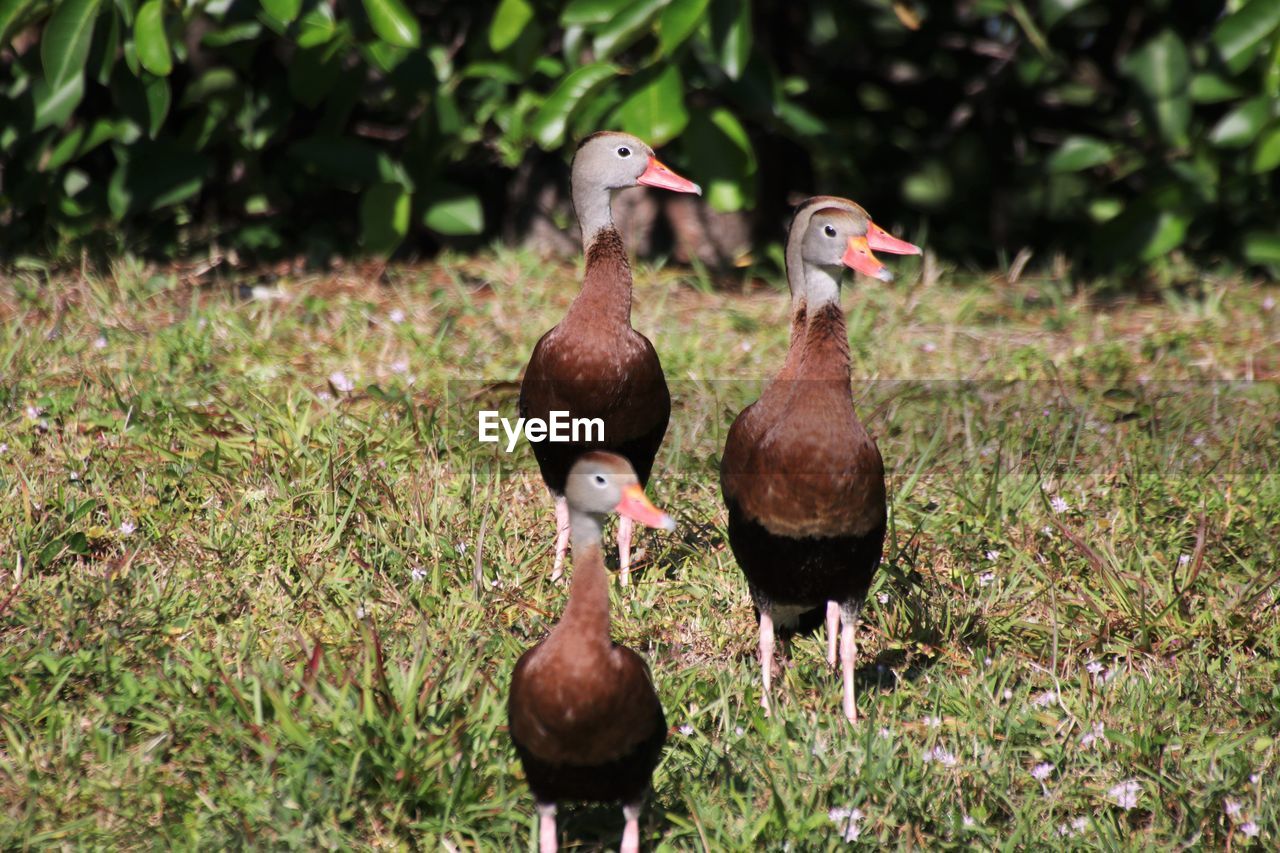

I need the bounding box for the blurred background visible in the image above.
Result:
[2,0,1278,281]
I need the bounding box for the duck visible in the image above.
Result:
[508,451,677,853]
[719,196,920,722]
[519,131,700,586]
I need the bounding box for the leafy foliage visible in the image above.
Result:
[1,0,1279,273]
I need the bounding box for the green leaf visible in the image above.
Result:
[95,4,120,85]
[296,2,337,47]
[1124,29,1189,99]
[261,0,301,26]
[42,125,86,172]
[1046,135,1115,173]
[107,141,210,218]
[32,73,85,130]
[1250,123,1280,173]
[683,106,755,211]
[1,0,39,44]
[560,0,630,26]
[1039,0,1089,29]
[658,0,709,55]
[1212,0,1280,75]
[711,0,752,80]
[362,0,420,48]
[42,0,100,88]
[530,62,618,149]
[1208,96,1272,148]
[592,0,664,60]
[1242,232,1280,265]
[360,182,411,256]
[1189,72,1245,103]
[423,187,484,236]
[140,72,169,138]
[614,64,689,146]
[489,0,533,52]
[134,0,172,76]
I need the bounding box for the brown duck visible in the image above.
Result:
[519,132,700,586]
[508,451,676,853]
[720,196,919,722]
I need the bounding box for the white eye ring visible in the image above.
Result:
[617,146,631,158]
[824,225,837,237]
[592,474,608,487]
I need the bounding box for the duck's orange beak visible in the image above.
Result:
[866,221,922,255]
[637,157,702,195]
[615,484,677,531]
[842,235,894,282]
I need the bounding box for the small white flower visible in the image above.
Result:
[1250,773,1260,785]
[878,727,892,739]
[679,724,694,736]
[877,592,889,604]
[410,567,427,582]
[1050,495,1069,514]
[391,358,410,374]
[740,340,752,352]
[1057,824,1070,837]
[1031,690,1057,708]
[921,341,937,353]
[25,405,41,419]
[1003,688,1013,700]
[355,605,367,619]
[457,541,467,554]
[0,443,7,454]
[388,308,406,324]
[1080,721,1107,747]
[317,391,333,402]
[1224,799,1243,819]
[244,487,269,503]
[1072,816,1087,833]
[984,656,993,667]
[923,715,942,728]
[962,815,976,829]
[1041,525,1054,536]
[923,745,958,767]
[93,335,108,349]
[329,371,355,393]
[1031,762,1054,781]
[1177,553,1190,566]
[985,550,1000,561]
[829,807,864,842]
[1240,821,1260,838]
[119,520,136,536]
[734,726,744,736]
[69,471,79,481]
[1263,295,1276,312]
[979,572,995,587]
[1086,660,1105,676]
[1108,779,1140,810]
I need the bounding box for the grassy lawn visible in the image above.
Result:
[2,252,1278,849]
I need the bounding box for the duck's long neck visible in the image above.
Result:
[567,184,633,328]
[551,511,612,651]
[799,264,852,383]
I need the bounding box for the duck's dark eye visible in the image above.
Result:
[617,146,631,158]
[824,225,837,238]
[593,474,608,486]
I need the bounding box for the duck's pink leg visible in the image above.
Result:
[620,802,641,853]
[617,515,634,586]
[550,495,570,581]
[841,615,858,723]
[759,609,775,716]
[826,601,839,667]
[537,802,557,853]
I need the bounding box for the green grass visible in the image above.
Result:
[2,252,1278,849]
